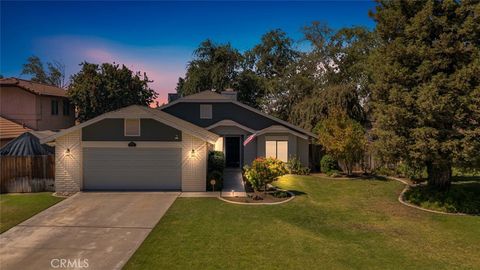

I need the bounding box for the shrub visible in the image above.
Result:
[320,155,338,173]
[286,156,310,175]
[207,151,225,191]
[244,157,287,192]
[272,190,289,198]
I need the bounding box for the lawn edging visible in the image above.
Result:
[386,176,469,216]
[217,189,295,205]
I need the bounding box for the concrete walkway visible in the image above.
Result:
[0,192,178,270]
[222,168,246,197]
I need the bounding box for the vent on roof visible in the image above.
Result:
[221,89,237,101]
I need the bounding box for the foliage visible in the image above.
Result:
[243,157,287,191]
[369,0,480,189]
[286,156,310,175]
[207,151,225,191]
[176,39,242,97]
[373,163,427,181]
[272,190,289,198]
[316,109,367,175]
[67,62,157,122]
[404,183,480,215]
[21,55,66,87]
[320,155,338,174]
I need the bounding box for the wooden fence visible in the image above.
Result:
[0,155,55,193]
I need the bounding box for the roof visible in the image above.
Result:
[0,77,67,97]
[0,132,54,156]
[0,117,31,140]
[41,105,219,144]
[160,90,317,138]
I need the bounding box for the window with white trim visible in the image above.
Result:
[265,140,288,162]
[124,119,140,136]
[200,104,212,119]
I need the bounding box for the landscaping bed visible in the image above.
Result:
[223,186,293,204]
[403,181,480,215]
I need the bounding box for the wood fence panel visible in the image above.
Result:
[0,156,55,193]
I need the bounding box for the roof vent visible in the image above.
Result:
[221,89,237,101]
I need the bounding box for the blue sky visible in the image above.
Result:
[1,1,376,102]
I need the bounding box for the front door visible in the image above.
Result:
[225,137,241,168]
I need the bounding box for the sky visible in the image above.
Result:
[1,1,376,103]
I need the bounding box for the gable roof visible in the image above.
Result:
[160,90,317,138]
[41,105,219,144]
[0,117,31,139]
[0,77,67,97]
[0,132,54,156]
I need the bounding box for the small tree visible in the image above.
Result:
[244,157,287,193]
[316,109,367,175]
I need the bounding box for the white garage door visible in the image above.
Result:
[83,147,182,190]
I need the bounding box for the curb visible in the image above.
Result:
[217,190,295,205]
[386,176,469,216]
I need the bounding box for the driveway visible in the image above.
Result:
[0,192,179,270]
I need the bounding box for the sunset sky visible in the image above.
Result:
[1,1,375,103]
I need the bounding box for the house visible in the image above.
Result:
[0,78,75,132]
[41,90,316,194]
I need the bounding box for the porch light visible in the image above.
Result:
[65,148,71,156]
[190,149,196,158]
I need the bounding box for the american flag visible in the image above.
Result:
[243,133,256,146]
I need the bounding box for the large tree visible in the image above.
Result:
[176,39,242,96]
[68,62,158,122]
[370,0,480,189]
[21,55,66,87]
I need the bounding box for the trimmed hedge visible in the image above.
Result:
[207,151,225,191]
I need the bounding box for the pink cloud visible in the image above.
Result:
[35,35,191,104]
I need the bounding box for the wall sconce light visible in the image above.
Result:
[128,141,137,147]
[190,149,196,158]
[65,148,71,156]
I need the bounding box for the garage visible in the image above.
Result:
[83,147,182,190]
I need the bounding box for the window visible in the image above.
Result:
[63,100,70,116]
[200,104,212,119]
[124,119,141,136]
[51,100,59,115]
[265,140,288,162]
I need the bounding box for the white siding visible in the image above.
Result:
[181,132,207,191]
[55,129,82,195]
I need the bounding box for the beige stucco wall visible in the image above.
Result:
[181,132,208,192]
[0,86,75,130]
[55,129,83,195]
[0,86,38,129]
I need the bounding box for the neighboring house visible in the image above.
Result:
[0,117,31,147]
[0,78,75,131]
[41,90,316,194]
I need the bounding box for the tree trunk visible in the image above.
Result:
[426,159,452,190]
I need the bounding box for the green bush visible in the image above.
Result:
[244,157,287,191]
[404,183,480,215]
[207,151,225,191]
[320,155,338,173]
[272,190,289,198]
[286,156,310,175]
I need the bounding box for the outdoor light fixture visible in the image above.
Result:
[65,148,71,156]
[190,149,196,158]
[128,141,136,147]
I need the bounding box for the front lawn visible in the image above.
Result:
[125,175,480,270]
[0,192,64,233]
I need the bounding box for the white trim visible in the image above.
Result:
[257,125,309,140]
[82,141,182,148]
[41,105,219,144]
[206,120,256,134]
[124,118,141,137]
[159,91,317,138]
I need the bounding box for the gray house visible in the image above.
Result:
[42,90,316,194]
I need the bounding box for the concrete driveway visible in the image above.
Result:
[0,192,179,270]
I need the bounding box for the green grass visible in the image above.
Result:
[404,182,480,214]
[125,175,480,270]
[0,192,64,233]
